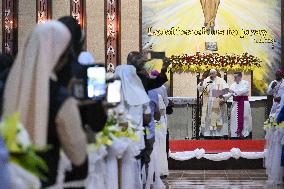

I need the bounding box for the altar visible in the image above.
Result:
[167,96,268,140]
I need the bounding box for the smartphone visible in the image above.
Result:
[86,65,106,100]
[107,80,121,105]
[150,51,165,59]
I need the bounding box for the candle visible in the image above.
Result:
[196,44,200,53]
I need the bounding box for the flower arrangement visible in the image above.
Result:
[264,115,284,129]
[90,114,138,149]
[0,113,48,180]
[168,52,262,72]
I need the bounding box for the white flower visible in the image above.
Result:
[194,148,205,159]
[230,148,241,159]
[16,123,31,149]
[269,115,275,123]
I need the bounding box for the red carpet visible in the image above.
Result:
[169,140,265,153]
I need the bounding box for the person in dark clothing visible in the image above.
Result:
[58,16,107,188]
[58,16,85,58]
[57,17,89,189]
[52,43,90,189]
[127,51,170,91]
[0,54,13,80]
[0,53,13,116]
[58,16,86,88]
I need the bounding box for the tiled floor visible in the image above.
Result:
[164,170,284,189]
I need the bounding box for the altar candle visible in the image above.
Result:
[196,44,200,53]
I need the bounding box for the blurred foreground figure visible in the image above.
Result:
[3,21,87,187]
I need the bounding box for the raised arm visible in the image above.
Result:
[143,72,168,91]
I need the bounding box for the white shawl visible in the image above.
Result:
[115,65,149,106]
[3,21,71,148]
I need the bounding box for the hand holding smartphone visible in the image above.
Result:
[86,65,122,106]
[70,63,122,106]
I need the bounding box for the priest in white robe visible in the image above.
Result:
[197,69,229,137]
[224,72,252,138]
[266,69,284,117]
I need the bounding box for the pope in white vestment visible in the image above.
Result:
[224,72,252,138]
[266,69,284,117]
[198,69,229,137]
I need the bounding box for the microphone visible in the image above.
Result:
[207,81,213,83]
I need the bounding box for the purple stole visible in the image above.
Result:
[233,96,249,137]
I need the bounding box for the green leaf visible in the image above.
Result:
[0,113,49,181]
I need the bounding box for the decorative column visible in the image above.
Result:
[2,0,18,56]
[105,0,120,72]
[70,0,85,29]
[36,0,52,23]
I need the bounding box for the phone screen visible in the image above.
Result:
[107,80,121,104]
[87,66,106,99]
[150,51,165,59]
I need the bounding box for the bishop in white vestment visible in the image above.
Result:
[266,69,284,117]
[198,69,229,137]
[224,72,252,138]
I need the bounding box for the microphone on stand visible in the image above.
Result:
[199,81,212,98]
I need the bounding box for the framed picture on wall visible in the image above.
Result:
[205,42,218,51]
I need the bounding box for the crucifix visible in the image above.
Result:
[200,0,220,31]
